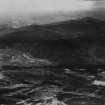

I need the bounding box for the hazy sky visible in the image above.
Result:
[0,0,104,25]
[0,0,94,14]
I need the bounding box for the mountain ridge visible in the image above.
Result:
[0,17,105,42]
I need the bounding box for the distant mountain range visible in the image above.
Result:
[0,17,104,42]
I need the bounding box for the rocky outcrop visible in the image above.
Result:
[0,49,53,68]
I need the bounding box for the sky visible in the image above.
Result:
[0,0,94,14]
[0,0,103,25]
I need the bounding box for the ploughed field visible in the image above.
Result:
[0,49,105,105]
